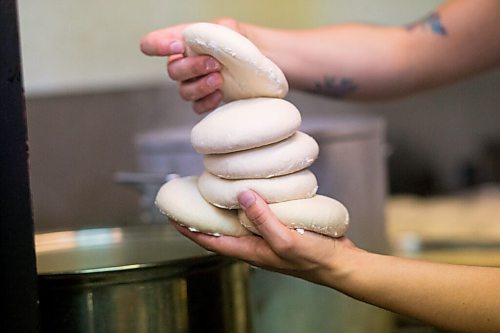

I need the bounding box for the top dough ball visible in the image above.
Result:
[182,22,288,101]
[191,98,302,154]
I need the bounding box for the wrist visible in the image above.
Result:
[318,238,368,290]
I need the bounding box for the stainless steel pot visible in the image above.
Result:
[116,127,204,224]
[304,113,388,253]
[36,224,251,333]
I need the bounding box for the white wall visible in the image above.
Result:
[18,0,444,96]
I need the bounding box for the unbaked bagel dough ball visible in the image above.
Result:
[155,176,250,236]
[182,22,288,101]
[191,98,301,154]
[204,131,319,179]
[239,195,349,238]
[198,169,318,209]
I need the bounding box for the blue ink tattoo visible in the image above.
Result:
[407,12,448,36]
[314,76,357,98]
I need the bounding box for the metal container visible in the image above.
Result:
[304,113,388,253]
[132,112,393,332]
[36,224,251,333]
[116,128,204,224]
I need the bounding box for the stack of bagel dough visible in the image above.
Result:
[155,23,349,238]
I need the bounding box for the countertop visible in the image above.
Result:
[386,186,500,266]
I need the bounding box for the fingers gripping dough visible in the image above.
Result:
[204,131,319,179]
[154,22,350,238]
[191,98,301,154]
[198,170,318,209]
[182,22,288,102]
[155,176,250,236]
[239,195,350,238]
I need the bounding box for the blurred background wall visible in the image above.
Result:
[18,0,500,230]
[19,0,444,95]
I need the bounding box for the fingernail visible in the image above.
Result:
[238,190,256,210]
[205,58,220,71]
[206,74,221,87]
[169,41,184,54]
[209,90,223,105]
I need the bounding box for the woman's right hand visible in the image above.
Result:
[140,18,245,113]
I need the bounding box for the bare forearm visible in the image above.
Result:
[172,190,500,332]
[243,23,407,99]
[241,0,500,100]
[329,247,500,332]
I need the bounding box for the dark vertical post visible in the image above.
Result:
[0,0,39,331]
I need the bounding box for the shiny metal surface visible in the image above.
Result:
[304,114,388,253]
[36,224,251,333]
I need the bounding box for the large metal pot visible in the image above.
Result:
[304,113,388,253]
[36,224,251,333]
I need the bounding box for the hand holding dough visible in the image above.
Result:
[156,22,349,239]
[182,22,288,102]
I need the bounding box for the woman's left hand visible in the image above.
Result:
[173,189,356,285]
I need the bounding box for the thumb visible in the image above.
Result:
[238,190,294,248]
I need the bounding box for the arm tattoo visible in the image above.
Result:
[313,76,358,98]
[406,12,448,36]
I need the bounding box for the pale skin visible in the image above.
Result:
[140,0,500,331]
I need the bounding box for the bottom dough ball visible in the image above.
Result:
[239,195,349,238]
[155,176,250,236]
